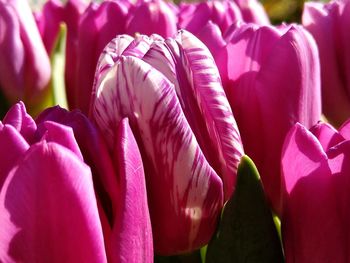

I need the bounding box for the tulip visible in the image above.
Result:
[303,0,350,127]
[202,22,321,213]
[0,0,51,108]
[90,30,244,254]
[0,102,153,262]
[36,105,154,262]
[0,102,107,262]
[281,121,350,262]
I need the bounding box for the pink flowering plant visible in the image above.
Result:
[0,0,349,262]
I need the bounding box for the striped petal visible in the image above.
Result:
[92,56,223,254]
[0,141,107,263]
[144,30,243,200]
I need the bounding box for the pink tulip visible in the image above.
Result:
[91,31,244,254]
[281,121,350,262]
[303,0,350,127]
[36,105,153,263]
[0,102,153,262]
[0,0,51,106]
[0,102,107,262]
[202,22,321,213]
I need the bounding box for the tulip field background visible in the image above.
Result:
[2,0,350,262]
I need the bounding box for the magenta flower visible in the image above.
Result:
[303,0,350,127]
[0,102,153,262]
[90,31,244,254]
[281,120,350,262]
[0,0,51,107]
[201,22,321,213]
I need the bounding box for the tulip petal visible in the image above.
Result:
[196,21,226,59]
[0,125,29,190]
[176,30,243,199]
[110,118,153,263]
[309,121,344,152]
[94,35,134,81]
[36,106,118,228]
[93,56,223,254]
[281,123,327,195]
[126,0,177,38]
[0,3,25,101]
[36,121,84,161]
[2,101,36,143]
[0,141,107,263]
[35,0,64,54]
[339,118,350,139]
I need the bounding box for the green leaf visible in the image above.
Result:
[50,23,68,109]
[206,155,284,263]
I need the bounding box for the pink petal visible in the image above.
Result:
[36,106,118,227]
[63,0,88,109]
[339,118,350,139]
[110,118,153,263]
[0,141,107,263]
[35,0,64,54]
[2,101,36,144]
[0,125,29,190]
[126,0,177,38]
[196,21,226,59]
[36,121,84,161]
[281,123,327,195]
[0,3,25,101]
[309,121,344,152]
[92,56,223,254]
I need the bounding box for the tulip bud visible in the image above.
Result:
[91,30,244,254]
[210,22,321,213]
[0,0,51,107]
[0,102,153,262]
